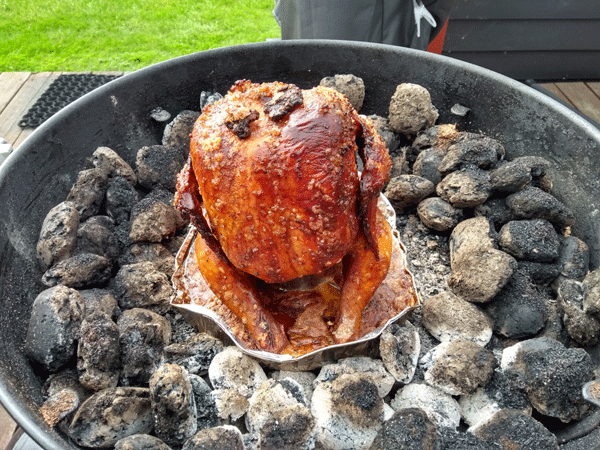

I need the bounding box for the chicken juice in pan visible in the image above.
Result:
[172,80,419,356]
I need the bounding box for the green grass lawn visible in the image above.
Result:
[0,0,281,72]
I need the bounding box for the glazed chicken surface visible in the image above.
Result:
[175,80,396,355]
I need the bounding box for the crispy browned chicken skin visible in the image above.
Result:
[175,80,392,353]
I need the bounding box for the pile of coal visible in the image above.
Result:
[23,76,600,450]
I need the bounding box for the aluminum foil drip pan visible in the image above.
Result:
[171,195,420,371]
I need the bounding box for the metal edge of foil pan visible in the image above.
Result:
[171,194,422,371]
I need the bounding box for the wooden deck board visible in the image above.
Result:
[587,81,600,99]
[0,72,31,113]
[552,81,600,124]
[0,405,17,450]
[10,72,64,148]
[1,72,63,147]
[539,82,576,107]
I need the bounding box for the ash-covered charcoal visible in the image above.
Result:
[273,377,310,406]
[438,133,505,175]
[211,387,249,422]
[245,378,309,436]
[437,426,503,450]
[188,374,219,430]
[450,103,471,117]
[200,91,223,111]
[446,218,517,303]
[42,253,112,289]
[67,387,153,448]
[506,186,575,229]
[448,246,517,304]
[369,407,438,450]
[379,321,420,384]
[320,74,365,111]
[449,216,497,264]
[367,115,401,153]
[44,368,86,399]
[470,409,559,450]
[417,197,463,232]
[162,110,201,151]
[77,312,121,391]
[384,174,434,213]
[520,155,552,178]
[150,364,198,446]
[41,369,88,432]
[489,158,536,193]
[67,168,109,221]
[436,166,492,208]
[459,368,532,428]
[124,243,176,277]
[136,145,187,191]
[421,291,493,346]
[129,189,187,243]
[270,371,317,408]
[313,357,395,399]
[518,260,561,285]
[559,290,600,347]
[388,83,438,136]
[412,123,460,153]
[498,219,560,262]
[109,261,172,309]
[207,346,267,397]
[163,332,223,376]
[181,425,245,450]
[92,147,137,186]
[391,383,461,429]
[117,308,172,386]
[413,146,446,185]
[164,233,187,257]
[311,373,384,450]
[105,176,140,225]
[158,308,198,344]
[255,403,316,450]
[389,149,410,179]
[25,285,85,372]
[474,198,515,229]
[115,434,172,450]
[558,236,590,280]
[79,288,121,320]
[583,268,600,317]
[73,216,120,263]
[36,201,80,270]
[150,107,172,123]
[501,337,593,422]
[555,277,585,312]
[39,388,81,429]
[421,338,496,396]
[485,270,548,339]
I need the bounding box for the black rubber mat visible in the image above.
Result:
[19,74,121,128]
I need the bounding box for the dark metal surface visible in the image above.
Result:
[1,40,600,450]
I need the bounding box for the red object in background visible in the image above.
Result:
[427,19,449,54]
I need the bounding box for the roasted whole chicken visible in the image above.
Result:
[174,80,397,355]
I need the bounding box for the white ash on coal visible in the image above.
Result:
[24,79,600,450]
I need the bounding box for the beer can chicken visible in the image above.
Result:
[174,80,416,356]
